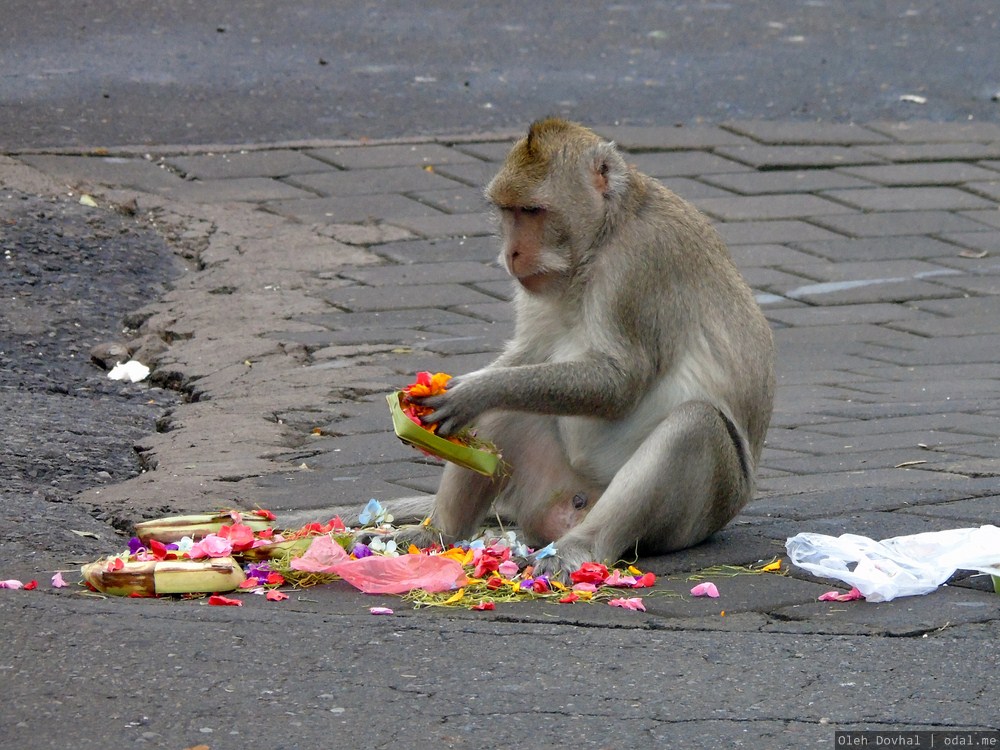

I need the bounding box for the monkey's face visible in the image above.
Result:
[495,205,572,293]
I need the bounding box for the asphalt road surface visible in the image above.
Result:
[2,0,999,150]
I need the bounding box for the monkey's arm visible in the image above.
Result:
[421,354,652,437]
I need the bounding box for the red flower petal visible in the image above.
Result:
[23,580,38,591]
[470,601,495,611]
[265,590,289,602]
[253,509,277,521]
[208,595,243,607]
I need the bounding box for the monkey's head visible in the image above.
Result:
[486,118,631,294]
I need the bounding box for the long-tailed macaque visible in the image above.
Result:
[393,117,774,576]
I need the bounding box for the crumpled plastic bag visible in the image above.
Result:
[786,525,1000,602]
[334,554,468,595]
[289,535,467,594]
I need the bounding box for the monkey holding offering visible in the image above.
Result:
[389,118,775,578]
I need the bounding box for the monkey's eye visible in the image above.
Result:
[520,206,545,216]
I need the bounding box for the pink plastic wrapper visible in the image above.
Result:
[289,535,349,572]
[289,536,468,594]
[334,554,468,595]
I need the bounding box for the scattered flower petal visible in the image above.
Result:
[761,560,782,572]
[570,562,609,585]
[559,593,580,604]
[609,597,646,611]
[51,572,68,588]
[370,606,394,615]
[690,582,720,598]
[0,580,24,589]
[23,580,38,591]
[818,587,863,602]
[265,590,289,602]
[497,560,520,577]
[604,569,639,587]
[208,595,243,606]
[471,601,495,611]
[189,534,233,559]
[532,542,557,559]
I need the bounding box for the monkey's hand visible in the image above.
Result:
[530,543,596,584]
[414,373,488,437]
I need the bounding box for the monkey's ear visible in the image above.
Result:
[588,141,629,200]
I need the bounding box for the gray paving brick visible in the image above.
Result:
[714,145,883,169]
[432,161,499,187]
[387,212,495,239]
[297,308,482,331]
[793,235,966,261]
[701,169,874,195]
[408,187,489,214]
[157,177,315,203]
[822,187,995,212]
[941,231,1000,253]
[929,273,1000,296]
[741,267,815,294]
[695,194,855,221]
[897,495,1000,522]
[715,220,843,245]
[964,181,1000,201]
[264,194,441,223]
[728,244,822,268]
[17,154,186,191]
[452,141,515,162]
[338,260,507,286]
[722,120,891,145]
[890,310,1000,337]
[321,283,500,312]
[805,413,1000,438]
[784,278,960,305]
[859,142,1000,163]
[866,120,1000,143]
[809,210,991,238]
[594,124,754,149]
[287,166,465,196]
[373,235,498,264]
[765,303,937,328]
[628,150,751,177]
[660,177,736,200]
[837,162,1000,186]
[913,294,1000,317]
[307,143,481,169]
[164,150,332,179]
[960,209,1000,230]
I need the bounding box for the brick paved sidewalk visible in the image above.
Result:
[7,119,1000,626]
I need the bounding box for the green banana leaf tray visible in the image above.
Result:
[386,392,500,477]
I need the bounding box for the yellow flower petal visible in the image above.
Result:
[761,560,781,572]
[442,588,465,605]
[407,544,421,555]
[627,565,643,575]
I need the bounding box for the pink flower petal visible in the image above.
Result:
[497,560,520,577]
[604,569,639,587]
[609,597,646,611]
[571,582,598,593]
[369,606,395,615]
[818,587,863,602]
[51,573,68,588]
[690,582,720,598]
[0,580,24,589]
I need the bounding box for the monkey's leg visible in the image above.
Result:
[540,401,752,573]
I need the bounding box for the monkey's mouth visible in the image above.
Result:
[516,269,565,292]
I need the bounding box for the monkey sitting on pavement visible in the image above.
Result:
[388,117,775,577]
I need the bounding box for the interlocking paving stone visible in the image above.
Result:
[307,143,482,169]
[287,166,465,196]
[164,150,333,179]
[714,145,884,169]
[627,150,752,177]
[722,120,891,145]
[837,161,1000,186]
[695,193,855,221]
[701,169,874,195]
[865,119,1000,142]
[793,235,976,261]
[809,209,992,237]
[822,186,995,211]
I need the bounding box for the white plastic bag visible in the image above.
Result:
[785,525,1000,602]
